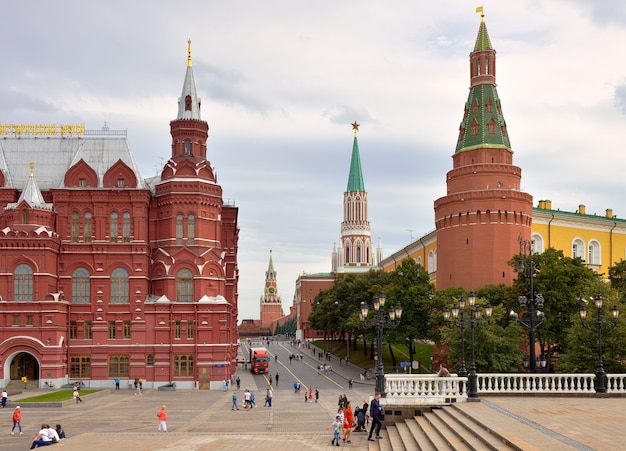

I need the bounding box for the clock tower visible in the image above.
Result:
[260,250,284,330]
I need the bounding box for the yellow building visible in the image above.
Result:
[381,201,626,284]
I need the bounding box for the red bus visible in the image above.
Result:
[250,347,269,374]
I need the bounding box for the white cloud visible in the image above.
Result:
[2,1,626,320]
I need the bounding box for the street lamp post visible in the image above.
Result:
[510,238,546,372]
[360,292,403,397]
[444,291,492,398]
[579,294,620,394]
[443,296,468,379]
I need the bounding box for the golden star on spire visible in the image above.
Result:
[351,121,360,137]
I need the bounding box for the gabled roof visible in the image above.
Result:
[0,133,147,190]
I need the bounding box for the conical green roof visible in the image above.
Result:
[346,136,365,192]
[474,19,493,51]
[456,17,511,153]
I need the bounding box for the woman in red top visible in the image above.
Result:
[342,401,354,443]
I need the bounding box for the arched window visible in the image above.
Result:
[185,95,192,111]
[71,212,79,243]
[176,268,193,302]
[572,238,585,261]
[356,244,362,263]
[110,212,118,243]
[111,268,129,303]
[122,212,131,242]
[72,267,90,304]
[588,240,601,266]
[176,215,183,245]
[428,251,434,274]
[84,212,93,243]
[531,233,544,254]
[187,215,195,245]
[14,264,33,302]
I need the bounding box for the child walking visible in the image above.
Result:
[328,414,342,446]
[157,405,168,432]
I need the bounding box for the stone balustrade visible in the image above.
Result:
[382,373,626,406]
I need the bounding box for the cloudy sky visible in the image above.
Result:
[2,1,626,320]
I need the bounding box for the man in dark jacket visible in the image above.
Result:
[367,392,383,441]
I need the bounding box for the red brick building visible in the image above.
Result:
[0,42,239,390]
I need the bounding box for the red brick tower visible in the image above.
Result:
[434,12,533,290]
[260,250,283,329]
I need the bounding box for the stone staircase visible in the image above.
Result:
[367,400,581,451]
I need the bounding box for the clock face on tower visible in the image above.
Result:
[267,286,276,295]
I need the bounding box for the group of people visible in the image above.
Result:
[328,392,384,444]
[29,423,65,448]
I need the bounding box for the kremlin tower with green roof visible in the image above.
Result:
[434,10,533,289]
[332,122,382,273]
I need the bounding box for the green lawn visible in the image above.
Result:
[17,389,99,403]
[312,339,434,374]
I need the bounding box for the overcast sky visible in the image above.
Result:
[2,1,626,321]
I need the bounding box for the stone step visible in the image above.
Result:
[438,405,509,450]
[405,418,438,451]
[451,402,580,451]
[433,407,503,450]
[395,422,419,451]
[424,408,473,451]
[414,415,454,450]
[385,425,407,451]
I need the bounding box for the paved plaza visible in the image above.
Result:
[1,344,625,450]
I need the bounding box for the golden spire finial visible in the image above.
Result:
[187,39,192,67]
[476,5,485,21]
[29,162,34,177]
[351,121,360,137]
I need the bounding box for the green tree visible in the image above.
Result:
[608,259,626,301]
[440,296,524,373]
[557,298,626,373]
[508,247,601,368]
[383,258,435,368]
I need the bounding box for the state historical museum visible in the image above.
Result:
[0,42,239,390]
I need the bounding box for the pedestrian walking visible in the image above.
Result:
[342,401,354,443]
[232,392,240,410]
[157,405,168,432]
[114,377,120,390]
[275,373,279,386]
[235,376,241,390]
[308,387,313,402]
[250,390,256,408]
[315,387,319,403]
[244,389,252,410]
[348,378,353,389]
[368,392,383,441]
[1,389,7,408]
[266,388,273,407]
[269,374,272,386]
[11,406,22,435]
[73,388,84,403]
[328,414,343,446]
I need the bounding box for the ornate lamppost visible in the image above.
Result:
[360,292,403,396]
[444,291,491,398]
[467,297,492,398]
[510,238,546,372]
[579,294,620,394]
[442,295,468,379]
